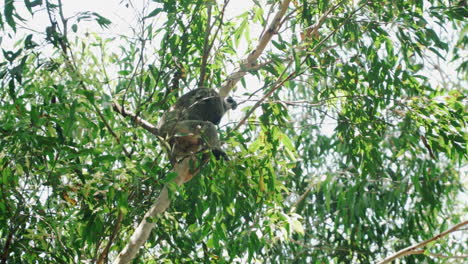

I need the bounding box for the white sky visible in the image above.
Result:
[65,0,255,39]
[3,0,257,52]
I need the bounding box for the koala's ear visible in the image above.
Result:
[224,97,237,110]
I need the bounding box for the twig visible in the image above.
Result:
[426,252,468,259]
[302,0,346,41]
[93,103,132,158]
[290,184,314,213]
[199,0,230,87]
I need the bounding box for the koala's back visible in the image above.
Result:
[173,88,225,125]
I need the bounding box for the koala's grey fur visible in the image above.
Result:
[157,88,237,163]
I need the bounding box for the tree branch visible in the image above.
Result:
[0,230,13,264]
[219,0,291,97]
[377,220,468,264]
[97,210,124,264]
[112,102,159,136]
[112,158,198,264]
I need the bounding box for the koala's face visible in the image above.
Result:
[224,96,237,110]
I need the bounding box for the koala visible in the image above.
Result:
[157,88,237,164]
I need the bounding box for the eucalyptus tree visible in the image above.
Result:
[0,0,466,263]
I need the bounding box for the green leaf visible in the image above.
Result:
[4,0,16,31]
[145,8,163,19]
[118,70,130,76]
[293,49,300,73]
[24,0,33,14]
[92,12,111,28]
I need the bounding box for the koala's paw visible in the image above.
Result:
[212,149,229,161]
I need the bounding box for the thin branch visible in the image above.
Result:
[377,220,468,264]
[112,102,159,136]
[198,3,213,87]
[302,0,346,41]
[1,209,25,264]
[97,210,124,264]
[90,102,131,157]
[198,0,231,88]
[0,230,13,264]
[290,184,314,213]
[306,2,366,56]
[427,252,468,259]
[258,3,276,39]
[133,3,151,119]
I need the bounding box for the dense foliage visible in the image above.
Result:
[0,0,466,263]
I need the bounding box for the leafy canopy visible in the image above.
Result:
[0,0,466,263]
